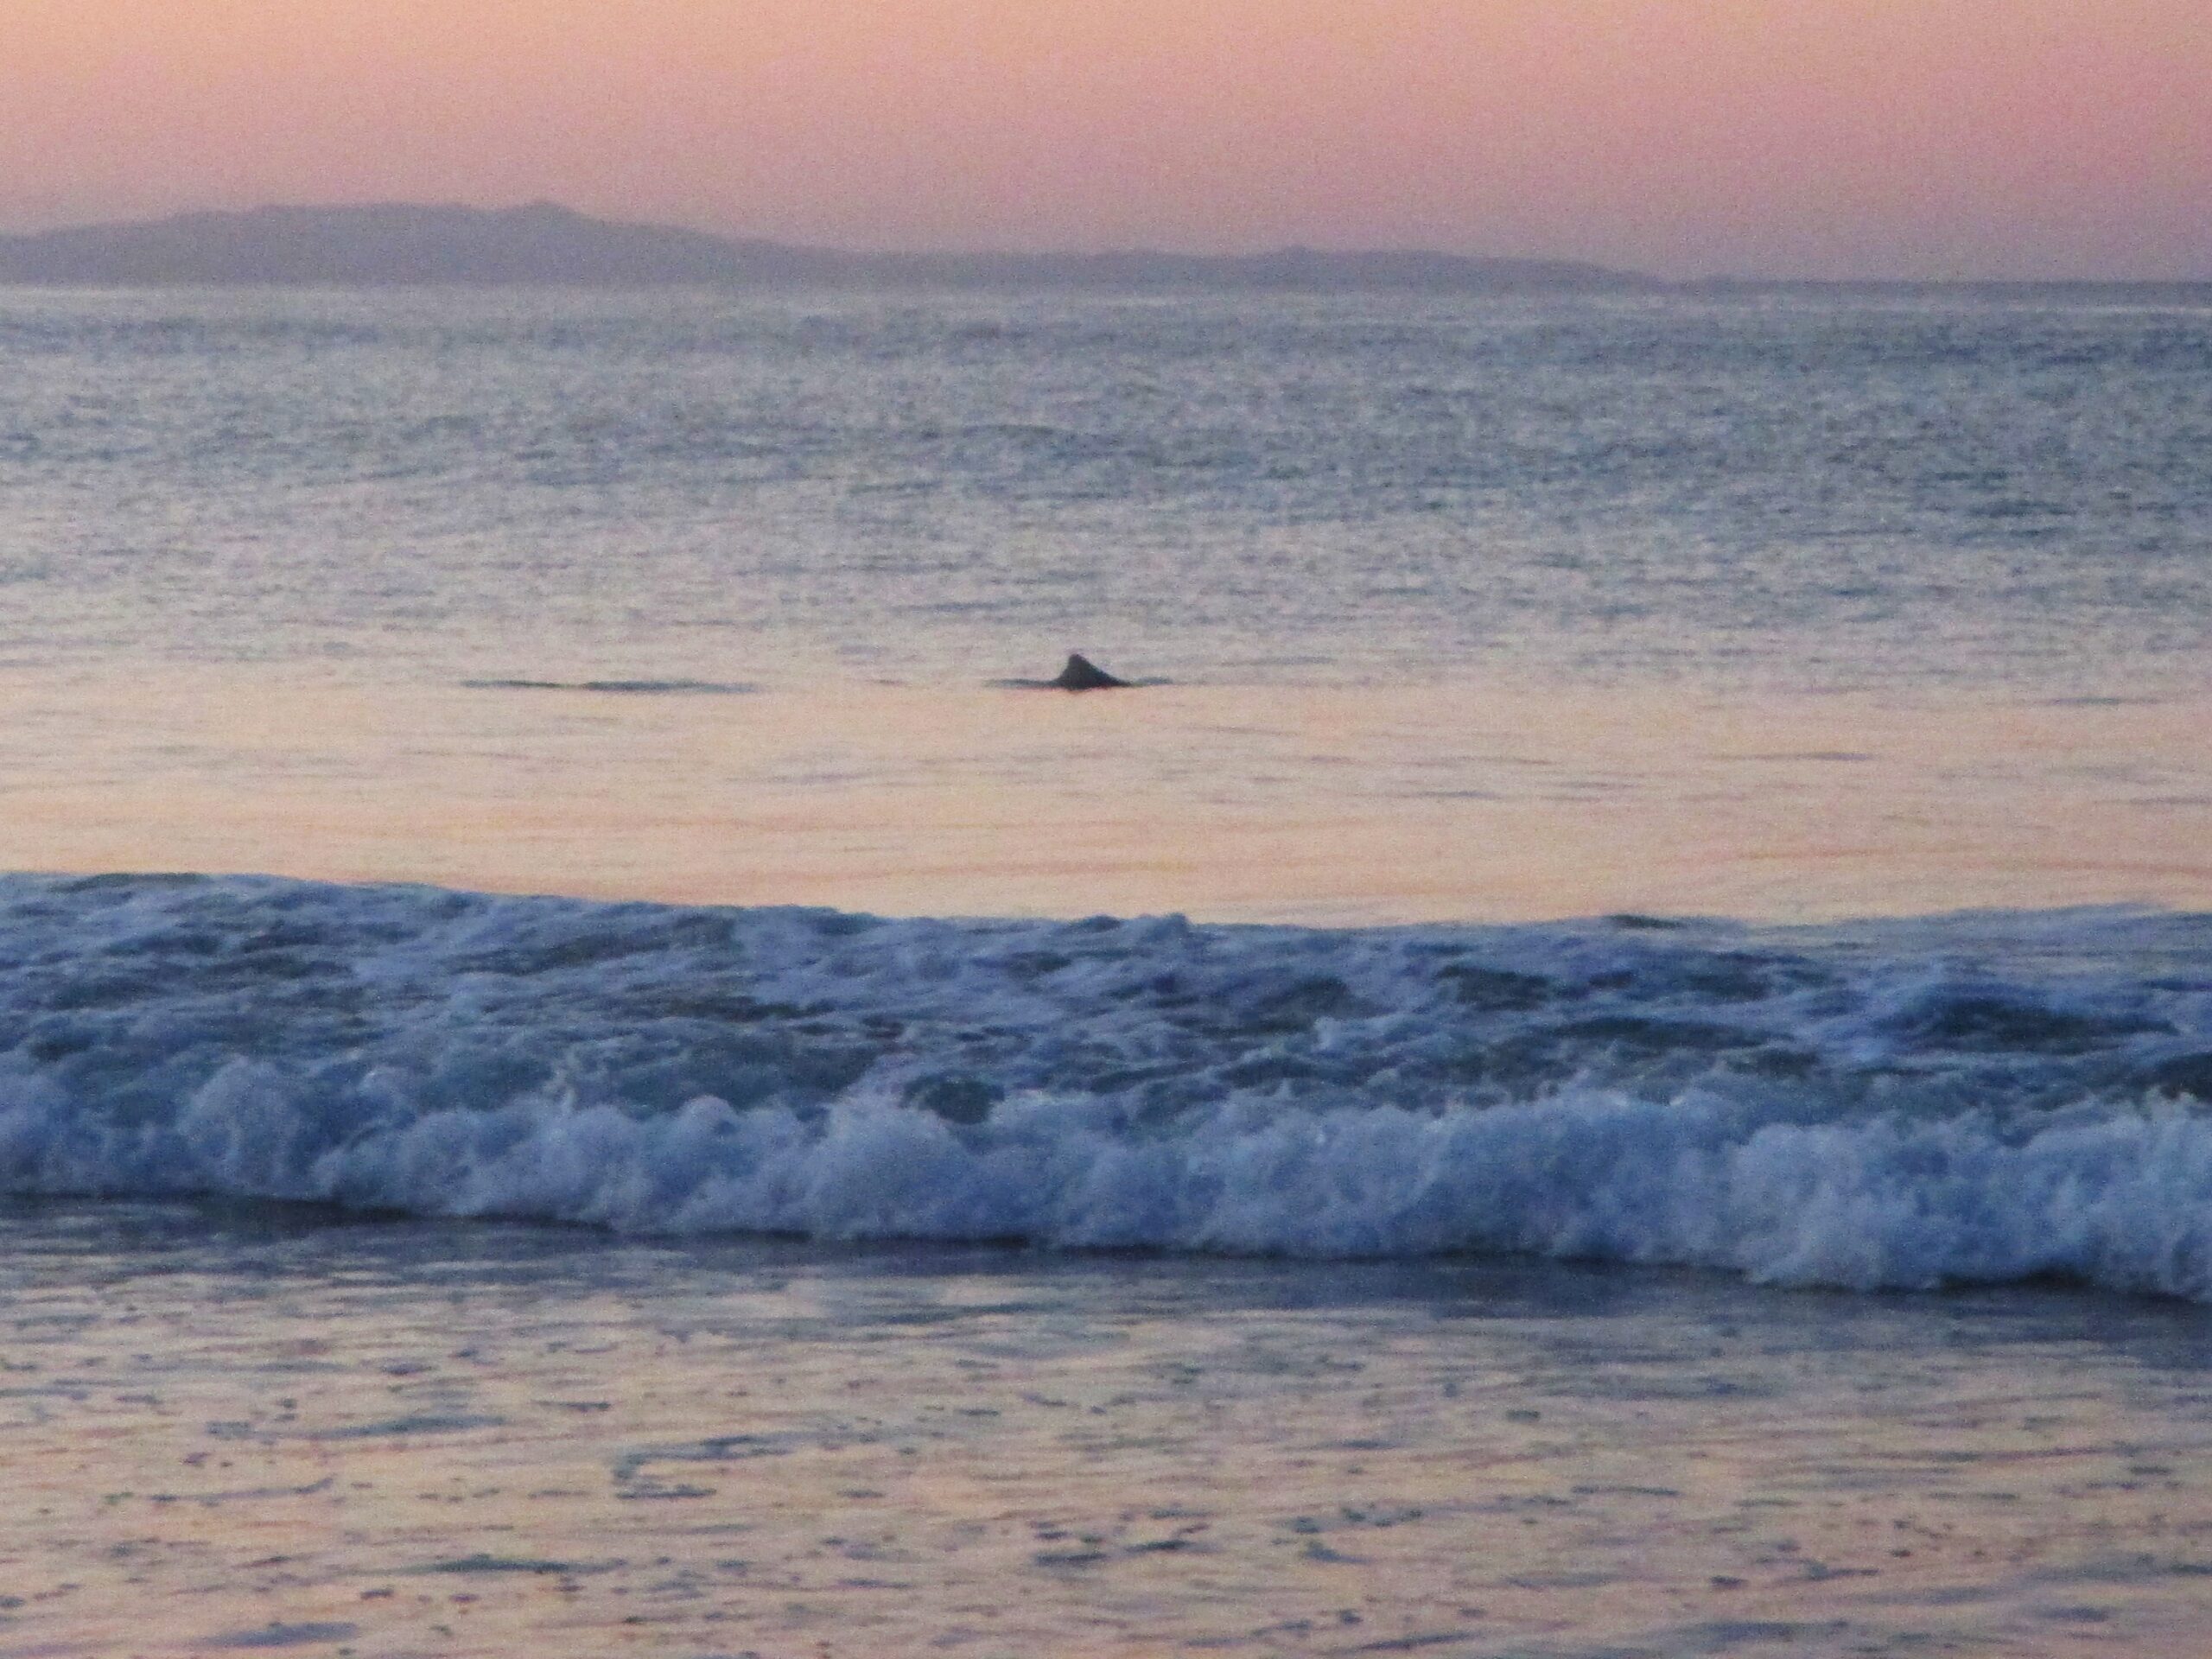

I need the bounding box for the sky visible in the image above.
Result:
[3,0,2207,280]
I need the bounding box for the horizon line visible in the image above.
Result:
[3,199,2208,290]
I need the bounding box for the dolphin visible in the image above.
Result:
[1047,652,1132,691]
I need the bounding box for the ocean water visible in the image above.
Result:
[3,284,2212,1655]
[4,286,2211,691]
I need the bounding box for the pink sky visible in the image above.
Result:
[3,0,2207,278]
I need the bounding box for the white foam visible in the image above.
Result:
[3,873,2211,1299]
[10,1074,2212,1296]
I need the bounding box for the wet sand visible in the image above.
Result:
[1,665,2207,925]
[4,1200,2212,1658]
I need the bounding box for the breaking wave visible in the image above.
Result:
[4,874,2211,1299]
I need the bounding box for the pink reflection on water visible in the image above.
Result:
[1,664,2206,924]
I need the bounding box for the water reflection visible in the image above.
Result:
[1,664,2207,924]
[5,1199,2212,1657]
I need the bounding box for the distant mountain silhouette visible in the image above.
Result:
[0,201,1656,291]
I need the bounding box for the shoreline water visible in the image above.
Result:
[7,1198,2212,1658]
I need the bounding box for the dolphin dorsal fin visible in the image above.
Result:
[1050,653,1130,691]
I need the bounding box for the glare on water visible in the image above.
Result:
[1,664,2206,924]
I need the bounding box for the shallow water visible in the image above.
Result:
[4,1201,2212,1659]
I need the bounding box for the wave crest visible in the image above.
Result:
[4,873,2212,1299]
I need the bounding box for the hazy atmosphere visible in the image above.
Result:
[5,0,2209,278]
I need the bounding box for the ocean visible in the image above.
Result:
[3,284,2211,1655]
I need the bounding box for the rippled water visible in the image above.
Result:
[3,285,2209,691]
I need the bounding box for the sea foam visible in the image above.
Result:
[3,874,2209,1298]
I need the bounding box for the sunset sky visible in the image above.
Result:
[3,0,2207,279]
